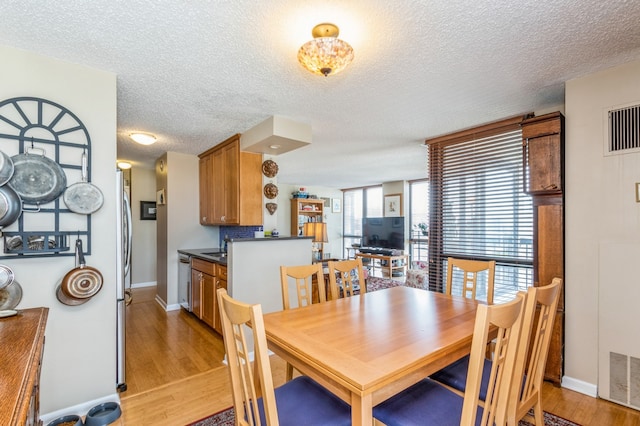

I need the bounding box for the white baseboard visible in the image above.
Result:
[40,393,121,424]
[166,303,181,311]
[562,375,598,397]
[131,281,156,288]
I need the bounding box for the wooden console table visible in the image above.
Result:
[357,252,408,278]
[0,307,48,426]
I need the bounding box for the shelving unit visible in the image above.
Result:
[357,252,408,278]
[290,198,324,236]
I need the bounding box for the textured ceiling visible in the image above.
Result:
[1,0,640,188]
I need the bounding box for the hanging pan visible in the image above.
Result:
[60,239,103,301]
[9,147,66,205]
[0,150,15,186]
[0,184,22,228]
[63,151,104,214]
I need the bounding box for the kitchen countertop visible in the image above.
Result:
[179,237,313,265]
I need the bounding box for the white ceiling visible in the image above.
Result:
[2,1,640,189]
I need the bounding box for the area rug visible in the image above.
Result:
[186,407,580,425]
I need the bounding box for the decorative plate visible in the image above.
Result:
[264,183,278,199]
[266,202,277,215]
[262,159,278,178]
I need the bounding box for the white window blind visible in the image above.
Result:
[427,122,533,303]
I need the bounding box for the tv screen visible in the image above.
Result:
[361,217,405,250]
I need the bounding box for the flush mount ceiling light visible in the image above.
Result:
[117,161,132,170]
[298,23,354,77]
[129,132,157,145]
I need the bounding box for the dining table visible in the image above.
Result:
[262,285,482,426]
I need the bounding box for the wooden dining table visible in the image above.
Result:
[262,285,482,425]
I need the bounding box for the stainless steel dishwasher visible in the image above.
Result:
[178,253,191,311]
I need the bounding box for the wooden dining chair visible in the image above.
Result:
[216,288,351,426]
[279,263,326,381]
[429,278,562,426]
[327,258,366,300]
[279,263,326,310]
[446,257,496,305]
[373,292,527,426]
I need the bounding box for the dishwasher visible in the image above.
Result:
[178,254,192,311]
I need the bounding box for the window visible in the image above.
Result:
[342,186,382,258]
[427,116,533,303]
[409,179,429,264]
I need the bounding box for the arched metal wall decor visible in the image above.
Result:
[0,97,94,258]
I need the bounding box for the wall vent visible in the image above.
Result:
[609,352,640,409]
[606,103,640,155]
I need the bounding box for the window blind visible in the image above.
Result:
[427,121,533,303]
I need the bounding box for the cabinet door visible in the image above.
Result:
[191,269,202,318]
[213,277,228,335]
[212,148,226,224]
[222,141,240,224]
[522,112,563,195]
[201,273,215,327]
[199,155,213,225]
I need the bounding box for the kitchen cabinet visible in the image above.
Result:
[213,264,228,335]
[290,198,325,236]
[0,307,48,426]
[521,111,565,385]
[191,258,227,333]
[199,134,263,226]
[522,112,564,195]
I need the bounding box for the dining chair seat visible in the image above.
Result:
[373,378,484,426]
[256,376,351,426]
[430,356,493,401]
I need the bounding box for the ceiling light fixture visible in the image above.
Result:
[298,23,354,77]
[117,161,132,169]
[129,132,157,145]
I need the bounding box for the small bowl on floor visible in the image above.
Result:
[84,402,121,426]
[47,414,83,426]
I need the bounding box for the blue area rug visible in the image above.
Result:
[186,406,580,425]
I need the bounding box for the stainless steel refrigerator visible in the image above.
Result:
[116,169,132,392]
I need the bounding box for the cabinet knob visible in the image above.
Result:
[202,216,206,222]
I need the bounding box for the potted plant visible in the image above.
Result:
[414,223,428,236]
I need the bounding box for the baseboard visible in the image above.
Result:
[40,392,121,424]
[131,280,156,288]
[562,375,598,397]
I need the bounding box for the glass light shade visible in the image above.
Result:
[117,161,132,169]
[303,222,328,243]
[129,132,157,145]
[298,37,354,77]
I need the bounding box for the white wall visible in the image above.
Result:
[0,45,118,414]
[565,59,640,392]
[130,166,157,286]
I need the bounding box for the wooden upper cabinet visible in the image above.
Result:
[521,112,564,195]
[199,134,263,226]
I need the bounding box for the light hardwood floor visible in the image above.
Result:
[116,286,640,425]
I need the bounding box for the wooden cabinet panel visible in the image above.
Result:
[191,269,202,318]
[199,155,213,225]
[200,272,215,327]
[213,264,228,335]
[522,112,564,195]
[199,134,262,226]
[524,111,565,386]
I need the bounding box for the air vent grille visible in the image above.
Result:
[608,104,640,154]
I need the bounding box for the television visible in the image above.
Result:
[361,217,405,252]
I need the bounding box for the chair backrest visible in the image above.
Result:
[327,258,366,300]
[507,278,562,423]
[279,263,326,310]
[217,288,278,426]
[446,257,496,305]
[461,292,526,426]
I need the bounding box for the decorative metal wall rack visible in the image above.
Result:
[0,97,93,258]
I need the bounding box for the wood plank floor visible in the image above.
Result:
[116,286,640,425]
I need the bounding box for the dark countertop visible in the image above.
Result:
[178,248,227,264]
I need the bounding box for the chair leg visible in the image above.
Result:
[285,362,294,382]
[533,399,544,425]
